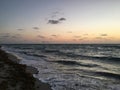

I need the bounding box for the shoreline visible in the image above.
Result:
[0,46,52,90]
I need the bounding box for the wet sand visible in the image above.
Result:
[0,46,52,90]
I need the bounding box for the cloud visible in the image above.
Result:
[52,11,59,15]
[48,20,60,24]
[59,17,66,21]
[74,36,81,38]
[11,36,18,38]
[33,27,39,30]
[1,35,10,38]
[72,39,78,41]
[48,17,66,24]
[51,11,59,18]
[0,33,10,35]
[0,33,10,38]
[95,37,103,39]
[49,38,53,40]
[11,34,21,38]
[41,41,49,44]
[0,33,21,40]
[38,35,45,38]
[51,10,63,18]
[67,31,72,33]
[47,11,66,24]
[78,37,88,41]
[95,34,108,39]
[51,35,58,37]
[83,34,88,36]
[100,34,108,36]
[47,10,66,24]
[79,38,84,40]
[16,34,21,36]
[17,29,24,31]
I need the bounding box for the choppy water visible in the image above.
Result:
[2,44,120,90]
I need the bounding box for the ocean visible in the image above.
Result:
[2,44,120,90]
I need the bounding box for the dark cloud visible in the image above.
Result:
[47,10,66,25]
[33,27,39,30]
[59,17,66,21]
[101,34,107,36]
[48,20,60,24]
[47,11,66,24]
[48,17,66,24]
[38,35,45,38]
[17,29,24,31]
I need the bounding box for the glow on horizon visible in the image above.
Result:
[0,0,120,44]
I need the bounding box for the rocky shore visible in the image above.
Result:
[0,46,52,90]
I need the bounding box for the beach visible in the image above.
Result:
[0,46,52,90]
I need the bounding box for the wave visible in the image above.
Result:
[92,56,120,61]
[44,49,60,53]
[95,71,120,80]
[101,45,120,49]
[30,54,47,58]
[57,52,120,62]
[20,51,47,58]
[52,60,80,65]
[52,60,99,68]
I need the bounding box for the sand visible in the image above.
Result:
[0,46,52,90]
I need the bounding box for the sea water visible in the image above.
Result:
[2,44,120,90]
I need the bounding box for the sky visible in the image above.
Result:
[0,0,120,44]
